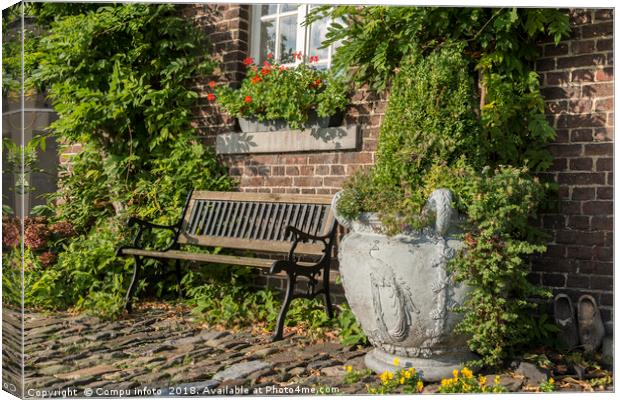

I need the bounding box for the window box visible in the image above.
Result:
[216,125,359,155]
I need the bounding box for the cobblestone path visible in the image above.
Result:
[12,304,371,397]
[2,303,613,397]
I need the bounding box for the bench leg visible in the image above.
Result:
[125,255,142,313]
[273,272,296,342]
[323,264,334,319]
[175,259,183,299]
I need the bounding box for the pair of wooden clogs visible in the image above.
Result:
[553,293,605,352]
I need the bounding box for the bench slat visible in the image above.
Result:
[177,234,327,255]
[120,248,325,270]
[191,191,333,204]
[120,248,273,269]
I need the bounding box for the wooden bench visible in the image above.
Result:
[116,190,338,340]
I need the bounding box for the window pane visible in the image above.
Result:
[279,15,297,64]
[259,20,276,63]
[308,17,329,62]
[280,4,298,12]
[260,4,277,16]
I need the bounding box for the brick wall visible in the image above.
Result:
[532,9,614,325]
[187,6,613,319]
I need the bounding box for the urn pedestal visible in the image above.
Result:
[332,190,477,382]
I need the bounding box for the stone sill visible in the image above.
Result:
[215,125,359,155]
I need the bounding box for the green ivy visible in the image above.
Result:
[20,4,234,315]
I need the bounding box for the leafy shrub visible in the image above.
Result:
[18,4,234,315]
[214,56,348,129]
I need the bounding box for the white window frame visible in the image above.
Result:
[250,4,334,69]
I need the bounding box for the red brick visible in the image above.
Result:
[556,113,607,129]
[593,246,613,261]
[559,201,582,215]
[582,201,613,215]
[569,158,593,171]
[557,172,605,185]
[264,176,292,186]
[607,172,613,186]
[568,215,590,230]
[582,83,613,98]
[545,42,569,56]
[280,155,308,165]
[330,165,345,175]
[568,100,592,113]
[308,154,338,164]
[571,68,595,83]
[594,98,614,112]
[567,274,589,288]
[584,143,612,156]
[590,276,613,290]
[240,177,264,186]
[315,165,330,175]
[285,166,299,176]
[536,58,556,71]
[544,244,566,257]
[541,86,579,100]
[545,100,567,114]
[542,273,566,287]
[294,177,323,187]
[548,144,583,157]
[566,246,593,260]
[271,166,285,176]
[549,158,567,171]
[571,187,594,200]
[570,128,593,142]
[324,177,346,187]
[595,67,614,82]
[557,53,606,69]
[596,38,612,51]
[340,152,373,164]
[546,72,570,85]
[299,166,314,175]
[593,9,614,22]
[571,40,596,54]
[301,188,316,194]
[596,158,612,171]
[581,21,613,38]
[596,187,613,200]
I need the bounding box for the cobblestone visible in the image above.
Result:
[1,303,609,397]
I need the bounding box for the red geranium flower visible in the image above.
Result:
[309,55,319,63]
[244,96,252,103]
[267,53,273,59]
[251,75,262,84]
[243,57,254,66]
[208,80,216,88]
[263,60,271,67]
[260,67,270,76]
[279,65,287,71]
[207,93,216,101]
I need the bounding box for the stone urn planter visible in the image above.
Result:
[238,110,343,133]
[332,189,477,381]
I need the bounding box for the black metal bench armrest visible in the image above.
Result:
[285,226,333,242]
[116,217,180,256]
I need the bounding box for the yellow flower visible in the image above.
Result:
[462,367,473,378]
[549,378,555,385]
[400,377,405,385]
[416,381,424,392]
[479,376,487,385]
[409,367,416,375]
[380,371,389,382]
[494,375,501,385]
[404,371,412,379]
[387,371,394,380]
[345,365,353,373]
[452,369,459,378]
[393,357,400,367]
